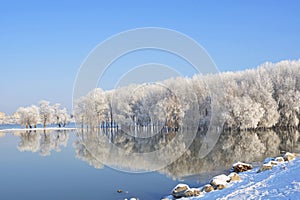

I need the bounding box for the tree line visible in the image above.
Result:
[12,100,71,128]
[73,60,300,130]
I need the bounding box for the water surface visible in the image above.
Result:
[0,126,299,199]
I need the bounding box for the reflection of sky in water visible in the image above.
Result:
[0,128,299,200]
[0,130,198,200]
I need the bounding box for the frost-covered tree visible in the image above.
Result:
[0,112,5,124]
[269,61,300,127]
[252,66,279,127]
[74,89,108,129]
[73,59,300,130]
[39,100,53,128]
[57,108,70,127]
[11,101,70,127]
[52,103,70,127]
[16,105,39,128]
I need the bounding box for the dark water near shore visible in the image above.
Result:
[0,125,299,199]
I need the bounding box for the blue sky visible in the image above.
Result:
[0,0,299,114]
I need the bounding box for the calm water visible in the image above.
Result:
[0,125,299,200]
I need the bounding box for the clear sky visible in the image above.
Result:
[1,0,299,114]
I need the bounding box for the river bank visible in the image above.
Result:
[162,152,300,199]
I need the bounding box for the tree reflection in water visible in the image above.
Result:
[74,128,300,181]
[16,130,69,156]
[13,128,300,182]
[74,128,188,172]
[0,132,6,138]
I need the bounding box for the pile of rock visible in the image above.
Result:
[257,152,298,173]
[169,171,243,199]
[171,184,201,198]
[164,152,299,199]
[230,162,253,173]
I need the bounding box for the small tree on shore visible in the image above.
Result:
[39,100,53,128]
[53,103,70,127]
[16,105,39,128]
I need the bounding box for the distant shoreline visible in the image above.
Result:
[0,127,77,132]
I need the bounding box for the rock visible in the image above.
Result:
[172,183,189,198]
[275,156,284,163]
[269,160,279,166]
[191,188,201,196]
[228,172,240,182]
[231,162,253,173]
[183,189,194,197]
[257,163,273,173]
[201,184,214,193]
[171,184,201,198]
[184,188,201,197]
[284,152,296,161]
[210,174,230,190]
[264,157,284,166]
[216,184,226,190]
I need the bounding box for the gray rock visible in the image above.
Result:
[228,172,240,182]
[172,183,189,198]
[284,152,296,161]
[231,162,253,173]
[201,184,214,193]
[257,163,272,173]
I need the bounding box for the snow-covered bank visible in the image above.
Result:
[163,154,300,199]
[0,127,77,132]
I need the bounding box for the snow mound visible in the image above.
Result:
[194,157,300,199]
[210,174,231,189]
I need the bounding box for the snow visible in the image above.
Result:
[232,162,252,168]
[209,174,230,187]
[284,152,297,161]
[172,184,190,191]
[173,157,300,199]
